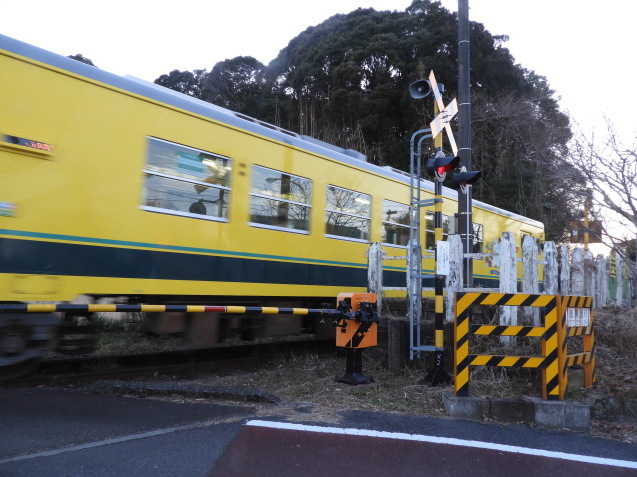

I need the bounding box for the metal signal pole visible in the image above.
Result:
[458,0,473,287]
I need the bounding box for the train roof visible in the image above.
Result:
[1,34,543,230]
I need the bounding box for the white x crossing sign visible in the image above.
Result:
[429,71,458,155]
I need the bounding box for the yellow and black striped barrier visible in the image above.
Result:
[0,303,338,316]
[558,295,595,397]
[454,292,561,400]
[454,292,596,401]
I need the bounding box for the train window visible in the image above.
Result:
[142,138,231,220]
[249,166,312,233]
[382,199,410,247]
[425,211,451,250]
[473,222,483,253]
[325,185,370,241]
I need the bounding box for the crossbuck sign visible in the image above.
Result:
[428,71,458,155]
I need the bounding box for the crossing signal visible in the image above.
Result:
[451,166,481,194]
[426,151,460,182]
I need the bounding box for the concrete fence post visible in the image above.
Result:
[499,232,517,343]
[445,234,464,322]
[616,254,624,306]
[543,241,558,296]
[595,254,608,308]
[522,235,540,325]
[572,248,585,296]
[367,242,384,316]
[559,245,571,296]
[584,250,596,302]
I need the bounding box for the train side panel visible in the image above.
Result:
[0,37,545,306]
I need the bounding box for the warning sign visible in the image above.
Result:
[566,307,591,327]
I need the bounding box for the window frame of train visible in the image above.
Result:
[141,137,231,221]
[473,222,484,253]
[425,211,452,250]
[425,212,483,252]
[381,199,410,247]
[248,165,312,234]
[325,185,371,242]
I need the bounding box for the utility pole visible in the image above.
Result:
[458,0,473,287]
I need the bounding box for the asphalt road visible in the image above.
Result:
[1,387,635,476]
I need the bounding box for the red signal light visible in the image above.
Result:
[426,153,460,182]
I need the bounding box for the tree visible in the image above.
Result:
[150,0,575,240]
[200,57,267,118]
[154,69,206,98]
[68,54,96,67]
[264,3,461,165]
[261,0,573,239]
[470,85,584,241]
[568,121,637,279]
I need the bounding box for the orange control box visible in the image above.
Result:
[335,292,378,349]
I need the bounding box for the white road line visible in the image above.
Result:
[247,420,637,470]
[0,419,221,464]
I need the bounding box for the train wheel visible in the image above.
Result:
[0,313,55,381]
[144,312,187,335]
[55,314,96,355]
[0,357,41,381]
[184,313,221,348]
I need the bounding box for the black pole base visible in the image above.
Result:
[336,348,373,386]
[426,350,452,387]
[426,366,452,387]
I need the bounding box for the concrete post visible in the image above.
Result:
[445,234,464,322]
[572,248,585,296]
[595,255,608,308]
[367,242,384,316]
[499,232,517,343]
[522,236,540,325]
[543,241,558,295]
[616,254,624,306]
[559,245,571,296]
[584,250,595,300]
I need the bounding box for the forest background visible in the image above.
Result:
[69,0,634,261]
[149,1,580,242]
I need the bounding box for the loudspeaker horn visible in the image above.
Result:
[409,79,432,99]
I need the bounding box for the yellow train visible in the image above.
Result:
[0,35,544,371]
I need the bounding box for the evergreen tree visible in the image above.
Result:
[67,53,96,67]
[154,69,206,98]
[153,0,578,240]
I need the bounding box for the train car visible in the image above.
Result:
[0,35,545,373]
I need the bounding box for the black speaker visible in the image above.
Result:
[409,79,432,99]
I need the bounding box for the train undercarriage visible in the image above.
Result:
[0,295,336,381]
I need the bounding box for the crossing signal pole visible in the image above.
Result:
[426,149,455,386]
[409,65,480,384]
[458,0,474,287]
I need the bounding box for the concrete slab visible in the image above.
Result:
[524,395,590,430]
[489,397,534,422]
[442,392,487,420]
[444,393,590,430]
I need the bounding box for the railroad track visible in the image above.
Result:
[3,338,335,388]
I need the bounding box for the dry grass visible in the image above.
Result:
[189,306,637,442]
[579,307,637,404]
[87,306,637,442]
[192,351,451,426]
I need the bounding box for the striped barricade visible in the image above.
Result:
[0,303,337,316]
[454,292,561,400]
[557,295,595,399]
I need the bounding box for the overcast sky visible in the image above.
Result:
[1,0,635,143]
